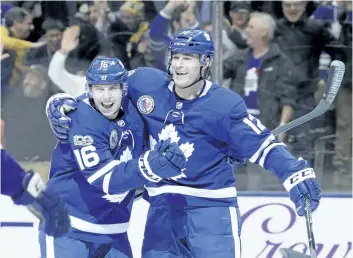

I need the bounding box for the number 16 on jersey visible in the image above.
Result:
[74,146,100,170]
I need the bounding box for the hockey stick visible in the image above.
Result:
[271,60,345,137]
[278,60,345,258]
[280,196,316,258]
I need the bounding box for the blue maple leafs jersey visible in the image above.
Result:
[127,67,309,207]
[48,96,145,243]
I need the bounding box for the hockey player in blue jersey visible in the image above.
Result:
[46,30,321,257]
[0,139,70,237]
[41,57,186,258]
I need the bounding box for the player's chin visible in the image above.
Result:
[174,79,190,88]
[99,106,119,118]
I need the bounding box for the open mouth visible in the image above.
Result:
[102,102,114,109]
[176,72,187,76]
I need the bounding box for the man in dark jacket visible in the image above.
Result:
[224,12,298,191]
[224,12,297,133]
[274,0,343,158]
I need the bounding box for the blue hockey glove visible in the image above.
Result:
[139,139,187,182]
[45,93,77,142]
[13,171,71,237]
[283,168,321,216]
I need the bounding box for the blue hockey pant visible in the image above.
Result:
[142,205,242,258]
[39,229,132,258]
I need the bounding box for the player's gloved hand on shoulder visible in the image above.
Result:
[46,93,77,143]
[139,139,187,183]
[283,167,321,216]
[12,171,71,237]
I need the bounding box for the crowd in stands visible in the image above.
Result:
[0,0,351,191]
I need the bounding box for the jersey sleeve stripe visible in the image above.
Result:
[87,160,118,184]
[259,142,286,167]
[103,171,113,194]
[249,134,275,163]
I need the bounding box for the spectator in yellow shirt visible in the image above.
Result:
[1,7,46,85]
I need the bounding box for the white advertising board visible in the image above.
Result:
[1,194,352,258]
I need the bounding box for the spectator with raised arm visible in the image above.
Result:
[25,19,65,68]
[48,26,85,97]
[1,7,46,86]
[149,0,199,71]
[108,0,150,69]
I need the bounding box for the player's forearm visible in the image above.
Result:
[0,147,26,198]
[149,13,170,43]
[106,159,148,194]
[279,104,294,125]
[262,144,309,181]
[87,158,153,195]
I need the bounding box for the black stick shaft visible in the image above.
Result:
[305,196,317,258]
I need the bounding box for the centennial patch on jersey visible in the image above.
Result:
[110,130,118,149]
[137,95,154,115]
[73,135,94,146]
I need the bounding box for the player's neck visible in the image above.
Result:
[174,80,204,100]
[252,43,269,59]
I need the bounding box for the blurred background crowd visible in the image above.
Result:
[0,0,351,192]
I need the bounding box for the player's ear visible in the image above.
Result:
[205,56,212,68]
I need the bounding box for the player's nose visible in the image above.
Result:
[103,89,112,99]
[174,58,184,67]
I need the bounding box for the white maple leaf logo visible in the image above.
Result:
[102,148,132,203]
[150,134,158,150]
[179,142,194,160]
[118,147,132,163]
[158,124,180,143]
[150,124,194,181]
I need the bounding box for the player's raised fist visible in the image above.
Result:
[46,93,77,142]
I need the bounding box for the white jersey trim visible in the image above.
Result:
[249,134,275,163]
[45,235,55,258]
[229,207,242,258]
[199,80,212,97]
[146,185,237,199]
[87,160,118,184]
[259,142,286,167]
[69,216,129,234]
